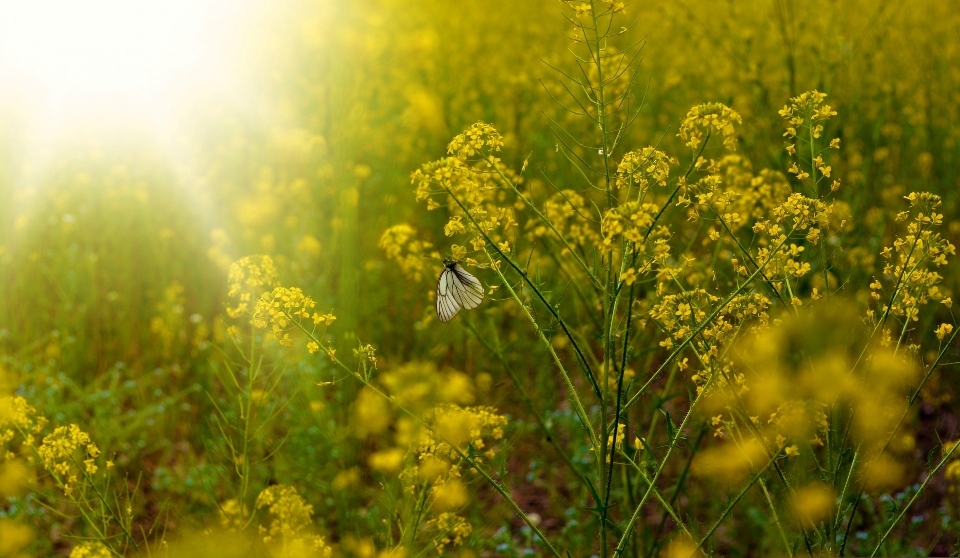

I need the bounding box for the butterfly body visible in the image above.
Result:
[436,259,483,322]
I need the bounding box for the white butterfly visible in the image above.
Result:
[436,258,484,322]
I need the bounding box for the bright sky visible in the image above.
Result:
[0,0,257,147]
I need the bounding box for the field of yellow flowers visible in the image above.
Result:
[1,1,959,556]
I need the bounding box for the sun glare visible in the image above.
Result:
[0,0,252,136]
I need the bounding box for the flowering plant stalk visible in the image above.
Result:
[377,2,960,556]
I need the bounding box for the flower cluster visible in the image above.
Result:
[219,498,249,530]
[650,288,717,349]
[1,395,47,463]
[708,305,918,457]
[256,484,313,540]
[869,191,954,327]
[615,147,677,193]
[252,286,335,350]
[227,255,280,319]
[601,201,665,249]
[423,512,472,555]
[779,90,836,141]
[418,404,507,464]
[728,158,793,222]
[380,362,475,412]
[37,424,102,495]
[676,172,727,222]
[411,123,518,268]
[678,102,742,151]
[345,362,505,552]
[446,122,503,160]
[526,189,600,254]
[69,541,112,558]
[255,484,333,557]
[780,90,841,193]
[751,191,835,249]
[691,305,920,495]
[379,224,434,282]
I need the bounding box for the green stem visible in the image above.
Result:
[837,322,960,554]
[613,365,724,557]
[290,320,563,557]
[622,228,797,412]
[445,185,602,400]
[869,440,960,557]
[464,319,588,486]
[807,122,831,300]
[482,247,599,449]
[758,478,794,557]
[692,450,784,554]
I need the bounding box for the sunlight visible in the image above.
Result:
[0,0,252,136]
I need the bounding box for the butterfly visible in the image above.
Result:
[436,258,483,322]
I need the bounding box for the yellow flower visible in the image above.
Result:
[432,478,469,511]
[69,541,112,558]
[678,102,743,151]
[0,519,33,556]
[935,323,954,340]
[369,448,405,474]
[255,484,331,555]
[297,234,322,258]
[791,483,834,527]
[446,122,503,160]
[37,425,101,495]
[423,513,472,554]
[379,224,434,282]
[443,216,466,236]
[615,147,677,191]
[332,468,360,490]
[226,255,280,318]
[351,388,392,438]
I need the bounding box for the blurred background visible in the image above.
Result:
[0,0,958,555]
[3,0,956,374]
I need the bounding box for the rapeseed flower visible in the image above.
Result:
[38,424,102,495]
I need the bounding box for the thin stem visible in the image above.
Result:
[482,246,599,449]
[613,365,722,557]
[445,185,602,400]
[692,449,784,554]
[837,322,960,554]
[464,318,588,486]
[869,440,960,556]
[289,321,563,557]
[622,228,798,412]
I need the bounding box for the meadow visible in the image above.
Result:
[1,1,959,556]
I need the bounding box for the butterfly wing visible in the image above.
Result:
[436,267,462,322]
[450,263,483,310]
